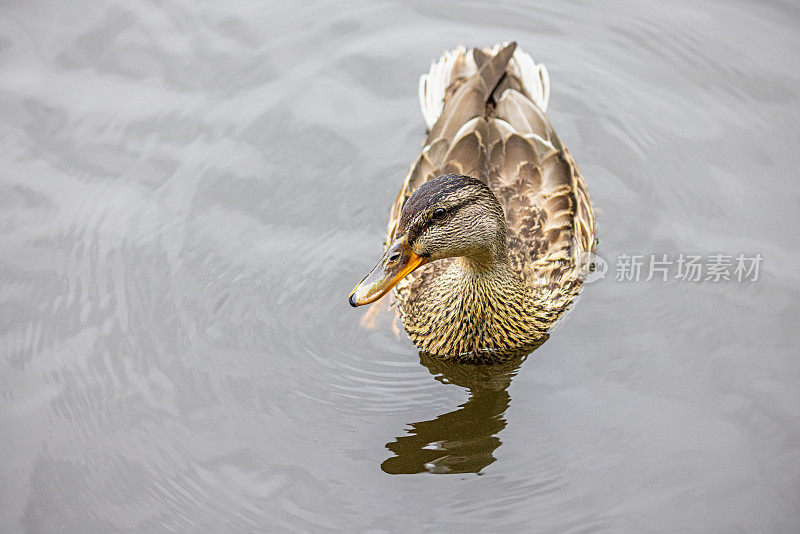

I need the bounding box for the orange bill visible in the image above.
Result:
[348,237,428,307]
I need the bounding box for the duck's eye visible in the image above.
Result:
[432,208,447,220]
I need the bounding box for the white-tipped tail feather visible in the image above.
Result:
[418,43,551,129]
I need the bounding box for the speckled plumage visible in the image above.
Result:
[383,43,596,362]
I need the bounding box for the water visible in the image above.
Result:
[1,0,799,531]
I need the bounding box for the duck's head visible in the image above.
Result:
[349,174,508,307]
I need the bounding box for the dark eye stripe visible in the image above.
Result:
[428,200,470,224]
[407,200,471,244]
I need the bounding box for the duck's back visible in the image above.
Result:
[389,43,595,309]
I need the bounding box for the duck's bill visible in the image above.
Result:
[348,238,428,307]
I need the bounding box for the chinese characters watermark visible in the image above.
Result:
[612,253,762,283]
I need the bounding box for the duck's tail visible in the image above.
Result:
[418,43,550,129]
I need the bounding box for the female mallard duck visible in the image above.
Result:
[349,42,596,362]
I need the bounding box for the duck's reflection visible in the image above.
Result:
[381,351,529,475]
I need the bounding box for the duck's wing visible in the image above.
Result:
[488,89,596,289]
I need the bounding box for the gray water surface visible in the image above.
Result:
[2,0,800,532]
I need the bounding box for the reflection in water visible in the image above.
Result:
[382,352,528,475]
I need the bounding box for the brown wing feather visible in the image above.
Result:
[491,88,595,289]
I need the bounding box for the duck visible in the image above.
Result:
[349,42,596,363]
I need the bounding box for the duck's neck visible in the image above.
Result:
[402,252,549,359]
[458,250,506,274]
[453,255,526,318]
